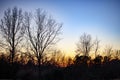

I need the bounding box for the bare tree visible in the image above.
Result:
[76,33,94,56]
[49,49,65,66]
[105,45,113,57]
[114,50,120,59]
[94,38,100,58]
[24,8,62,73]
[0,7,25,63]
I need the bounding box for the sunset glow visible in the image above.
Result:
[0,1,120,80]
[0,0,120,57]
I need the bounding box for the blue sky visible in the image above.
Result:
[0,0,120,56]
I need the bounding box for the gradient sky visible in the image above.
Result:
[0,0,120,56]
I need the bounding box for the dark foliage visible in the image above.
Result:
[0,54,120,80]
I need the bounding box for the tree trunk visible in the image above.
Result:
[11,49,15,64]
[38,57,41,80]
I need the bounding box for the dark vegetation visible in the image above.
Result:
[0,7,120,80]
[0,53,120,80]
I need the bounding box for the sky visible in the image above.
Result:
[0,0,120,57]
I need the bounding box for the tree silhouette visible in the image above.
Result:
[0,7,25,64]
[114,50,120,59]
[76,33,93,56]
[24,8,62,77]
[104,45,113,58]
[94,38,100,58]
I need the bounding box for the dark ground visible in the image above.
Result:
[0,55,120,80]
